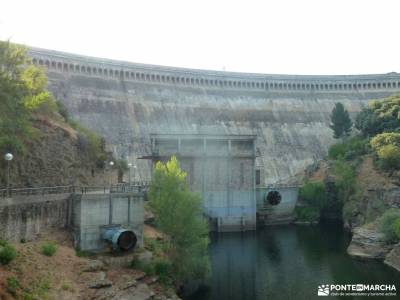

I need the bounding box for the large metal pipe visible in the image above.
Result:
[102,226,137,251]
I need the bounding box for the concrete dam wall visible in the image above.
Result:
[28,47,400,185]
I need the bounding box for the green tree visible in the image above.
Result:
[148,156,209,285]
[330,102,353,139]
[355,96,400,137]
[0,41,57,154]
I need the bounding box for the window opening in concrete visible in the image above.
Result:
[255,170,261,185]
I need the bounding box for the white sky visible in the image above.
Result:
[1,0,399,75]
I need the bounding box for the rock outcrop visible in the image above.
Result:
[347,227,393,260]
[384,243,400,271]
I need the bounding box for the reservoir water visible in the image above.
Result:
[187,223,400,300]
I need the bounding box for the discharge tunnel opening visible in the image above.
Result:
[118,230,137,251]
[266,191,282,206]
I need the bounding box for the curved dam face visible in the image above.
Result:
[28,47,400,185]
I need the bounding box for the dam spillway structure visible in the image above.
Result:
[26,46,400,227]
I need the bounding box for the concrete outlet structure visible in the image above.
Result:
[72,193,144,251]
[151,134,256,231]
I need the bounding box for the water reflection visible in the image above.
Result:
[187,223,400,300]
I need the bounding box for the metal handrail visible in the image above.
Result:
[0,183,150,198]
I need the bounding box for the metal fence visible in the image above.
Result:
[0,182,151,198]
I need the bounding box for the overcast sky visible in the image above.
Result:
[1,0,399,75]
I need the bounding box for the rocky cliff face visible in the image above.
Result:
[28,47,400,184]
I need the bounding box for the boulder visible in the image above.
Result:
[82,259,106,272]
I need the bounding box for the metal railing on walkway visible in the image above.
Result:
[0,182,151,198]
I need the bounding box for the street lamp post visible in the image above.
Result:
[109,161,114,186]
[4,153,13,198]
[133,165,137,184]
[128,163,132,184]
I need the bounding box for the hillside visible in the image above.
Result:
[0,115,113,188]
[0,228,180,300]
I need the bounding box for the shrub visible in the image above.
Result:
[376,144,400,170]
[378,209,400,243]
[154,258,173,285]
[130,259,155,276]
[356,96,400,136]
[7,277,20,296]
[0,241,17,265]
[370,133,400,170]
[371,132,400,149]
[299,181,327,210]
[295,206,320,222]
[328,137,368,160]
[56,100,69,121]
[41,242,57,257]
[393,218,400,240]
[75,249,95,257]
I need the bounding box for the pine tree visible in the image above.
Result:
[330,102,353,139]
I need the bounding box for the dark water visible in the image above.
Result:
[187,223,400,300]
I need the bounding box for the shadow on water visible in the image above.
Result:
[187,222,400,300]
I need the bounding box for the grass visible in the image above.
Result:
[75,249,95,257]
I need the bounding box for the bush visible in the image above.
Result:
[130,259,156,276]
[370,133,400,170]
[328,137,368,160]
[0,241,17,265]
[154,258,173,285]
[355,96,400,137]
[295,206,320,222]
[371,132,400,149]
[70,120,107,166]
[41,242,57,257]
[7,277,20,296]
[376,144,400,170]
[393,218,400,240]
[299,181,327,210]
[75,249,95,257]
[378,209,400,243]
[56,100,69,121]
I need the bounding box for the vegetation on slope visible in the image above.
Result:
[0,41,110,187]
[298,95,400,235]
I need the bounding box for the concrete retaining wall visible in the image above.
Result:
[0,194,72,242]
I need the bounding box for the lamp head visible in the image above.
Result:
[4,153,13,161]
